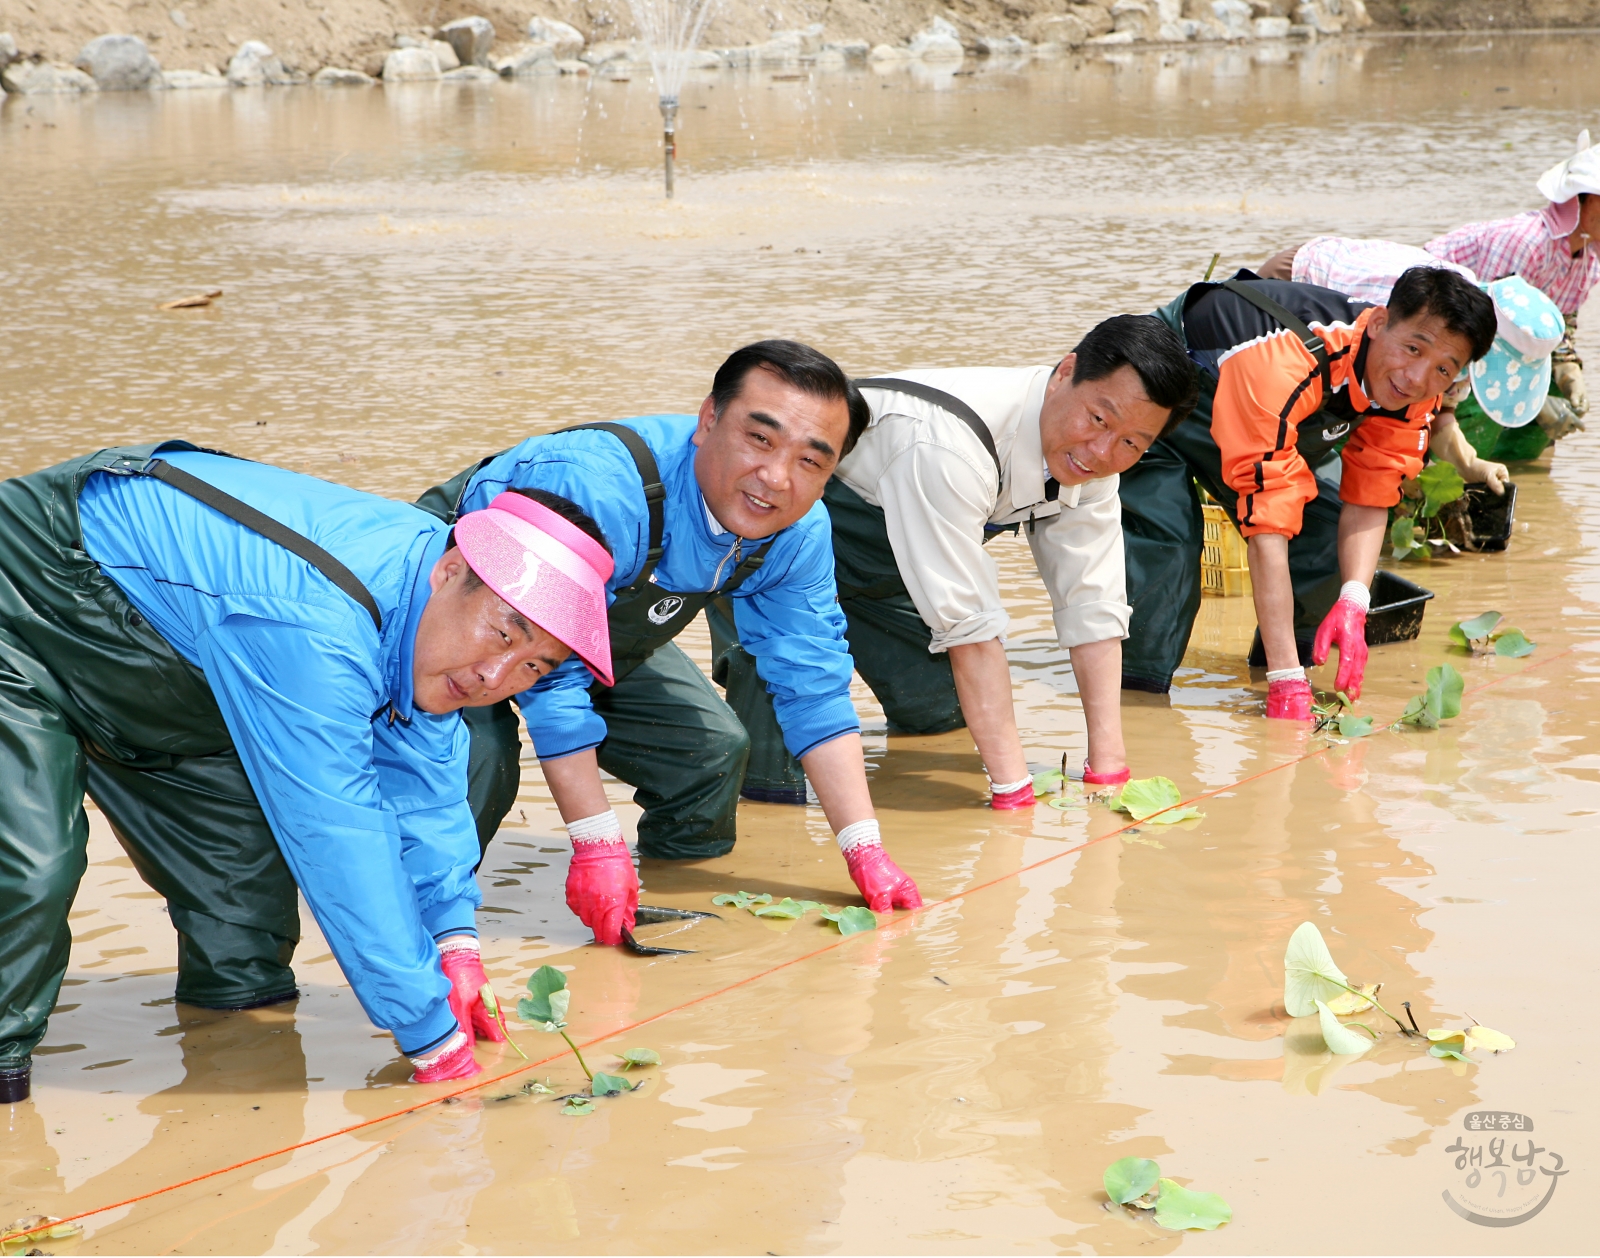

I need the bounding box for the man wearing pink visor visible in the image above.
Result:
[0,444,611,1101]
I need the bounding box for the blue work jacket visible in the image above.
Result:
[78,451,475,1057]
[457,415,859,761]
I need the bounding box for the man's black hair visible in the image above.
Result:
[457,487,609,591]
[1070,313,1199,437]
[1388,266,1497,363]
[710,339,868,458]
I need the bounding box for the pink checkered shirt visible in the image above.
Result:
[1426,200,1599,317]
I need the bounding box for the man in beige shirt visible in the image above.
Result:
[727,315,1196,808]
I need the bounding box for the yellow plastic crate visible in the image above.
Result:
[1201,503,1251,598]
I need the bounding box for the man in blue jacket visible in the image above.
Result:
[0,443,612,1103]
[420,341,923,945]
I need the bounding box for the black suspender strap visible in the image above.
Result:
[1218,279,1333,397]
[854,377,1003,491]
[718,537,777,596]
[559,421,666,591]
[144,458,383,631]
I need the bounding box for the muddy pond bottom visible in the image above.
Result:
[4,31,1600,1257]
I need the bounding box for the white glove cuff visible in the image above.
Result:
[410,1029,468,1068]
[1338,580,1372,612]
[1266,666,1307,684]
[437,934,479,956]
[987,775,1034,796]
[568,809,624,846]
[836,819,882,854]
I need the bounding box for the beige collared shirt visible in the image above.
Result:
[835,366,1129,654]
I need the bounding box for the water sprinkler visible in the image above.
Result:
[660,95,680,199]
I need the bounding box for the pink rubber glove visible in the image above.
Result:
[439,942,505,1043]
[409,1032,480,1084]
[1312,597,1370,699]
[838,820,923,912]
[1082,762,1131,787]
[565,837,638,946]
[989,774,1036,810]
[1266,677,1314,721]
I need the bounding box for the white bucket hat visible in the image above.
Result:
[1536,129,1600,204]
[1469,276,1565,428]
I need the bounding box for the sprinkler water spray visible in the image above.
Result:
[626,0,720,198]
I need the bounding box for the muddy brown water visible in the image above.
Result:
[3,33,1599,1254]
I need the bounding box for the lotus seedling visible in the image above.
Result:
[1449,611,1535,658]
[1102,1157,1231,1231]
[1392,463,1467,559]
[1311,690,1373,738]
[1398,664,1464,729]
[1105,776,1203,826]
[517,965,592,1082]
[711,892,877,934]
[480,984,528,1059]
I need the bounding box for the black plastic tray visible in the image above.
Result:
[1246,569,1434,666]
[1463,481,1517,552]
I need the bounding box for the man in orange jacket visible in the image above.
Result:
[1120,266,1496,717]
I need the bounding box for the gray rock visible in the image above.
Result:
[555,58,589,74]
[430,39,461,69]
[977,34,1031,55]
[75,33,162,89]
[0,32,20,69]
[1211,0,1254,37]
[494,42,558,76]
[1,61,98,93]
[1111,0,1159,39]
[820,39,870,60]
[1294,0,1345,31]
[527,16,585,58]
[442,64,499,81]
[867,43,914,62]
[227,40,295,85]
[439,17,495,67]
[1068,3,1116,36]
[1028,13,1092,47]
[579,41,645,66]
[312,65,375,86]
[383,47,442,81]
[1254,15,1291,35]
[909,17,965,60]
[163,68,228,88]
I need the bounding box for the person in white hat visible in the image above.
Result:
[1259,234,1566,474]
[1424,130,1600,436]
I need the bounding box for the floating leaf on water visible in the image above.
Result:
[1152,1180,1232,1231]
[1400,664,1463,728]
[560,1098,596,1116]
[590,1072,632,1097]
[521,1079,553,1095]
[823,906,877,935]
[1283,921,1350,1017]
[1045,796,1083,811]
[751,897,819,919]
[619,1047,661,1070]
[1464,1024,1516,1054]
[1102,1157,1161,1205]
[1144,804,1203,826]
[1493,629,1536,658]
[1426,1028,1466,1045]
[1107,776,1199,823]
[710,891,773,910]
[1324,983,1379,1015]
[1315,999,1374,1055]
[1337,714,1374,738]
[4,1216,84,1244]
[1429,1043,1472,1062]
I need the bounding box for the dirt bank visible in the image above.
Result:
[2,0,1593,80]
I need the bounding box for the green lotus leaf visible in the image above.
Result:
[1337,714,1374,738]
[1424,664,1464,722]
[1109,776,1183,822]
[1152,1179,1232,1231]
[1283,921,1350,1017]
[561,1098,596,1116]
[830,906,877,935]
[1493,629,1535,658]
[1450,610,1501,648]
[1032,770,1066,796]
[1103,1157,1161,1205]
[752,897,812,919]
[590,1072,632,1096]
[1416,461,1466,517]
[1143,804,1202,826]
[1315,999,1373,1055]
[620,1048,661,1070]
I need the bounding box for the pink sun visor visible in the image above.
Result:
[453,492,616,686]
